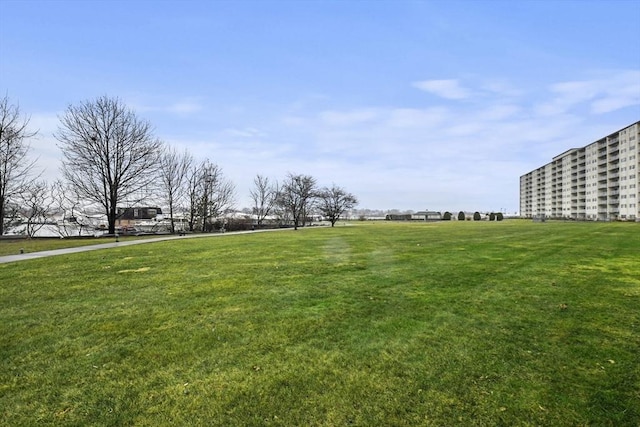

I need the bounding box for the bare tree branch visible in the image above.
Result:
[19,180,52,237]
[51,179,98,237]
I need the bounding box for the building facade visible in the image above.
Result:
[520,121,640,221]
[116,207,162,227]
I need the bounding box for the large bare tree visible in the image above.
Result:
[278,173,316,230]
[0,95,39,235]
[316,184,358,227]
[159,146,192,233]
[56,96,162,234]
[250,174,278,227]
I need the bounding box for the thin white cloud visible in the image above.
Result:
[591,95,638,114]
[166,101,203,115]
[476,104,521,121]
[319,109,380,126]
[222,127,267,138]
[387,107,449,128]
[590,70,640,113]
[128,97,204,116]
[412,79,473,100]
[535,70,640,116]
[479,80,524,98]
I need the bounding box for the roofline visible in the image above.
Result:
[522,120,640,176]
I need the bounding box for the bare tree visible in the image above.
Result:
[316,184,358,227]
[185,159,235,232]
[56,96,163,234]
[19,180,52,237]
[200,161,235,232]
[185,161,203,232]
[277,173,317,230]
[250,174,278,227]
[0,95,39,235]
[159,146,192,233]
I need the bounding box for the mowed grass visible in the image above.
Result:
[1,221,638,426]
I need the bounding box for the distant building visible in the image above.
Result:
[520,121,639,221]
[415,211,442,221]
[386,211,442,221]
[116,207,162,227]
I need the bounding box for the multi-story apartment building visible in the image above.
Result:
[520,121,640,221]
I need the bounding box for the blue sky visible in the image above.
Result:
[1,0,639,213]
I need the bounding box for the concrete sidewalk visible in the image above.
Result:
[0,228,290,264]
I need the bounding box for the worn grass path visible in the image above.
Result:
[1,221,638,426]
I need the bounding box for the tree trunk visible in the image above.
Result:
[0,196,4,235]
[108,205,117,234]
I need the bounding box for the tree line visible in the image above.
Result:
[0,95,358,236]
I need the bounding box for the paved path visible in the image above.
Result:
[0,228,291,264]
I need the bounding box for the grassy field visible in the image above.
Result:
[1,221,638,426]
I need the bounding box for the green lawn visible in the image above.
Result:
[1,221,638,426]
[0,234,164,257]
